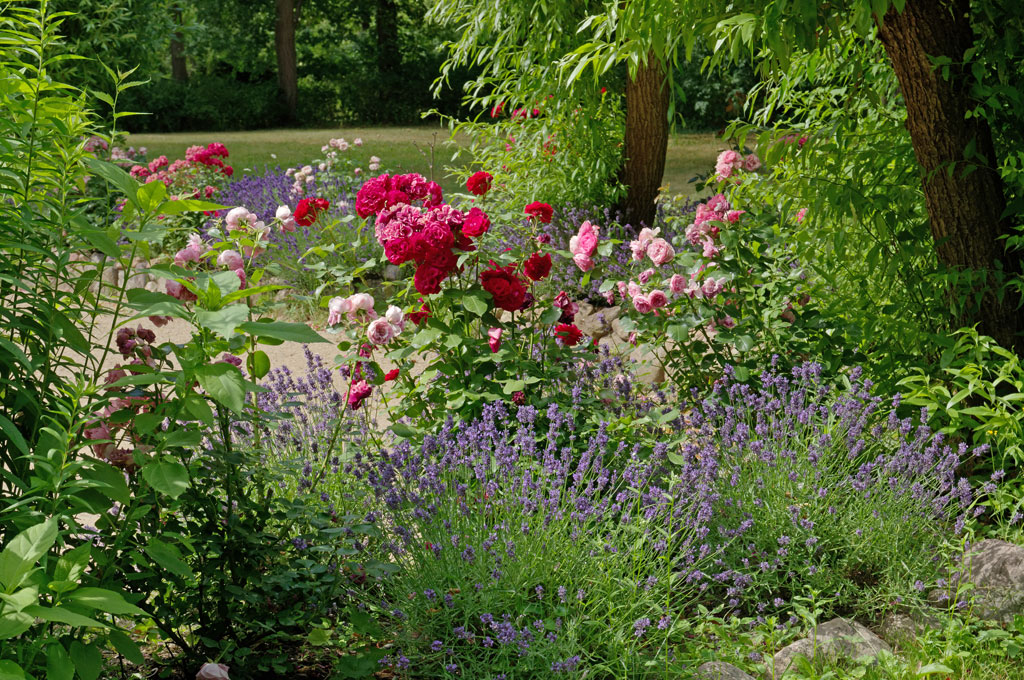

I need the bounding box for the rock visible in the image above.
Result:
[144,281,159,293]
[611,317,633,343]
[878,611,941,647]
[695,661,755,680]
[769,618,891,676]
[100,265,122,289]
[936,539,1024,623]
[576,303,620,340]
[124,273,148,290]
[383,264,403,281]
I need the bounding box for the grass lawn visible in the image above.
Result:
[127,126,723,198]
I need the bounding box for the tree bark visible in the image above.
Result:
[618,53,670,229]
[876,0,1022,352]
[274,0,299,123]
[169,5,188,82]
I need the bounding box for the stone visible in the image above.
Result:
[937,539,1024,623]
[124,273,148,290]
[694,661,756,680]
[575,303,620,340]
[878,611,941,647]
[769,618,891,676]
[383,264,403,281]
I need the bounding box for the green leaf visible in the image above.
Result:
[238,321,328,343]
[412,327,443,348]
[0,660,25,680]
[0,414,29,457]
[463,292,488,316]
[248,350,271,379]
[144,538,193,578]
[194,362,246,413]
[136,181,167,213]
[108,629,145,665]
[540,306,562,324]
[307,628,332,646]
[195,305,249,339]
[389,423,420,439]
[66,588,145,616]
[0,518,58,591]
[54,544,90,583]
[125,288,187,318]
[158,199,226,215]
[69,641,103,680]
[141,460,190,499]
[183,393,215,427]
[0,612,33,640]
[23,605,107,629]
[917,663,955,676]
[79,459,131,506]
[46,643,74,680]
[83,158,139,203]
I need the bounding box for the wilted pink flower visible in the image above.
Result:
[327,296,351,326]
[629,239,648,261]
[720,316,736,329]
[646,238,674,266]
[367,317,396,345]
[488,327,502,353]
[217,249,243,270]
[148,315,172,327]
[638,268,654,284]
[174,247,200,268]
[196,663,230,680]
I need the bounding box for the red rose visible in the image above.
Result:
[426,181,444,207]
[386,189,410,207]
[523,252,552,281]
[455,231,476,252]
[466,171,493,196]
[356,175,390,218]
[422,221,454,251]
[462,207,491,237]
[408,301,431,325]
[385,368,400,381]
[294,197,330,226]
[524,201,553,224]
[480,263,527,312]
[414,262,447,295]
[554,323,583,346]
[384,237,414,265]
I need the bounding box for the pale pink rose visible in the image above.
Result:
[638,268,654,284]
[275,205,292,221]
[353,138,363,147]
[327,296,351,326]
[648,289,668,308]
[646,238,675,266]
[702,277,725,299]
[174,247,200,267]
[224,207,251,231]
[349,293,375,312]
[385,305,404,330]
[279,217,296,232]
[725,210,745,223]
[367,317,396,345]
[629,239,648,261]
[637,227,657,245]
[627,281,641,298]
[572,253,594,272]
[305,175,314,184]
[743,153,762,171]
[241,246,264,258]
[318,163,327,171]
[165,280,196,302]
[796,208,807,223]
[617,281,628,299]
[217,250,243,270]
[488,327,502,353]
[603,290,615,304]
[669,274,687,295]
[196,663,230,680]
[573,221,599,257]
[702,238,720,259]
[187,233,208,254]
[632,294,653,314]
[714,150,743,181]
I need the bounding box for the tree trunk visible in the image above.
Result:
[876,0,1023,352]
[618,53,669,229]
[170,5,188,82]
[274,0,299,123]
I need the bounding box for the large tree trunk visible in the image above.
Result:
[274,0,299,123]
[169,5,188,82]
[877,0,1023,352]
[618,53,669,229]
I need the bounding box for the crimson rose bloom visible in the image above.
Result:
[480,263,527,312]
[523,252,552,281]
[355,175,389,218]
[414,250,458,295]
[294,197,330,227]
[384,237,414,265]
[384,368,400,381]
[466,171,493,196]
[553,323,583,346]
[462,207,491,237]
[524,201,553,224]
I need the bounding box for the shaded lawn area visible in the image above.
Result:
[127,126,723,199]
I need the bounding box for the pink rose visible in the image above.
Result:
[725,210,745,223]
[217,250,243,270]
[669,274,686,295]
[367,317,396,345]
[174,247,200,268]
[196,663,230,680]
[646,238,674,266]
[627,281,641,298]
[702,277,725,299]
[796,208,807,223]
[603,290,615,304]
[572,253,594,272]
[572,221,599,257]
[637,227,657,246]
[385,305,404,330]
[327,296,351,326]
[165,280,196,302]
[648,289,668,308]
[233,268,246,289]
[632,294,653,314]
[702,238,720,259]
[224,206,253,232]
[488,327,502,353]
[638,268,654,284]
[629,239,647,261]
[349,293,375,314]
[617,281,628,299]
[743,153,762,171]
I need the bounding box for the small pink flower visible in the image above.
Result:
[627,281,641,298]
[488,327,502,353]
[217,249,243,270]
[224,206,253,232]
[669,274,686,295]
[796,208,807,223]
[165,280,196,302]
[638,268,654,285]
[617,281,628,299]
[629,240,647,261]
[569,220,599,257]
[385,305,404,331]
[196,663,230,680]
[702,238,720,259]
[233,268,246,289]
[603,290,615,304]
[637,227,657,245]
[367,317,396,345]
[646,238,675,266]
[174,247,200,268]
[648,290,668,308]
[632,294,653,314]
[743,153,762,172]
[702,277,726,299]
[725,210,745,223]
[720,316,736,329]
[327,296,351,326]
